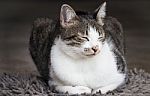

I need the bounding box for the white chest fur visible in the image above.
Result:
[50,40,125,89]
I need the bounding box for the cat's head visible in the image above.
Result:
[57,2,107,59]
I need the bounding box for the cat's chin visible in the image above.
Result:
[85,54,98,57]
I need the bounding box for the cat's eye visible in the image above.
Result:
[98,37,103,39]
[98,36,104,41]
[82,37,89,41]
[64,35,76,40]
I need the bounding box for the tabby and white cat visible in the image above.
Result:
[30,2,127,95]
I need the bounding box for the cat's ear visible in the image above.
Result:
[60,4,79,27]
[95,2,106,26]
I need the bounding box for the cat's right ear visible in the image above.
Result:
[60,4,79,28]
[95,2,106,26]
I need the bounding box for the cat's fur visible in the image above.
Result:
[29,2,127,95]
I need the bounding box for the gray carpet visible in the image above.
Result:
[0,68,150,96]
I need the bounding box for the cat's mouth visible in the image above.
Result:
[85,50,100,56]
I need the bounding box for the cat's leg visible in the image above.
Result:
[92,83,120,94]
[55,86,92,95]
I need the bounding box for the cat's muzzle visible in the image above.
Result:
[84,46,100,56]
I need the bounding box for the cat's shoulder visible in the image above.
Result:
[33,18,57,31]
[33,18,56,28]
[104,16,123,34]
[31,18,58,42]
[104,17,125,54]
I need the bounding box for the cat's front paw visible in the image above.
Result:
[92,88,107,94]
[73,86,92,95]
[55,86,92,95]
[92,84,119,94]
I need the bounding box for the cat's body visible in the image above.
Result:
[29,2,127,95]
[50,37,125,94]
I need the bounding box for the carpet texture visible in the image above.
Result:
[0,69,150,96]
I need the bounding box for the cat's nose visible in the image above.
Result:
[92,45,99,53]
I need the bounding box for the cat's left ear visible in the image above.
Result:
[95,2,106,26]
[60,4,79,28]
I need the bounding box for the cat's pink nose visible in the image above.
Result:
[92,45,99,53]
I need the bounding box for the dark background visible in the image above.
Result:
[0,0,150,74]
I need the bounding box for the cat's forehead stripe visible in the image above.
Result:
[88,26,99,36]
[85,25,89,36]
[88,25,105,37]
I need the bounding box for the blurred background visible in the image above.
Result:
[0,0,150,74]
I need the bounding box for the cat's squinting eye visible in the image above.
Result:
[98,36,104,41]
[82,37,89,41]
[64,35,76,40]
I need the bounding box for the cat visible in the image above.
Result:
[29,2,127,95]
